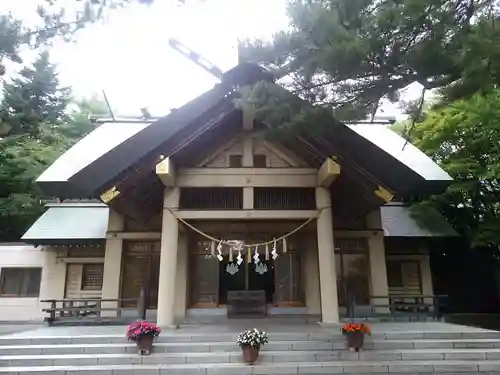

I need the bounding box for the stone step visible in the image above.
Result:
[2,330,499,346]
[2,338,500,356]
[0,360,499,374]
[2,348,500,367]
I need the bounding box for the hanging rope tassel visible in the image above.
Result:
[265,243,270,261]
[253,245,260,264]
[229,246,233,262]
[217,240,223,262]
[236,248,243,265]
[271,238,278,260]
[283,237,287,253]
[210,240,216,257]
[247,247,252,263]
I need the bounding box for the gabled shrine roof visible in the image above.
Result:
[22,201,108,245]
[37,121,153,197]
[35,62,452,221]
[346,124,451,182]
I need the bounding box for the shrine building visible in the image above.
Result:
[2,63,456,324]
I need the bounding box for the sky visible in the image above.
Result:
[5,0,411,119]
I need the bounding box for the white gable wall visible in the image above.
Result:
[203,139,244,168]
[200,134,309,168]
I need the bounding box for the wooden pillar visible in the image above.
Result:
[315,186,340,323]
[157,187,180,327]
[101,209,124,317]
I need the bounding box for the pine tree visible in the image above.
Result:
[0,51,71,137]
[238,0,496,128]
[0,52,74,241]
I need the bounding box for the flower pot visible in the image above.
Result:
[345,332,364,352]
[136,335,154,355]
[241,345,260,364]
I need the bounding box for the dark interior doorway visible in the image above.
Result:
[219,255,275,304]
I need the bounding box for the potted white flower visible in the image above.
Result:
[236,328,269,364]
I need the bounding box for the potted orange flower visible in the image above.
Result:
[126,320,161,355]
[341,323,371,351]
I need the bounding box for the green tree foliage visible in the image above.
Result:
[0,51,70,137]
[0,132,69,241]
[60,94,110,140]
[239,0,497,125]
[0,15,25,75]
[0,52,101,241]
[409,90,500,251]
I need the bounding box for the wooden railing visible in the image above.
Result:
[345,294,447,321]
[41,288,147,326]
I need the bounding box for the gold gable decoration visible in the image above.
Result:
[100,186,121,203]
[375,185,394,203]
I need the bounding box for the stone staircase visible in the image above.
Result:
[1,323,500,374]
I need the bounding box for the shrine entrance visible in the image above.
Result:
[188,231,305,308]
[218,247,275,304]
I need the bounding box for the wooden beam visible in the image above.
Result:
[106,231,162,240]
[156,157,176,186]
[177,210,318,220]
[56,257,105,264]
[334,230,383,238]
[242,110,254,131]
[177,168,317,187]
[317,158,341,187]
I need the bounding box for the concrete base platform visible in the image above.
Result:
[1,321,499,374]
[1,321,496,338]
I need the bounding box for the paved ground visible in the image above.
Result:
[0,321,497,338]
[0,323,44,336]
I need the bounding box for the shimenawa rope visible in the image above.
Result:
[165,206,331,248]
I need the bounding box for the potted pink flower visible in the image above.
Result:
[126,320,161,355]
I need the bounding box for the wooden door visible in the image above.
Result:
[274,252,304,306]
[121,242,160,308]
[147,254,160,308]
[190,253,219,306]
[188,239,219,307]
